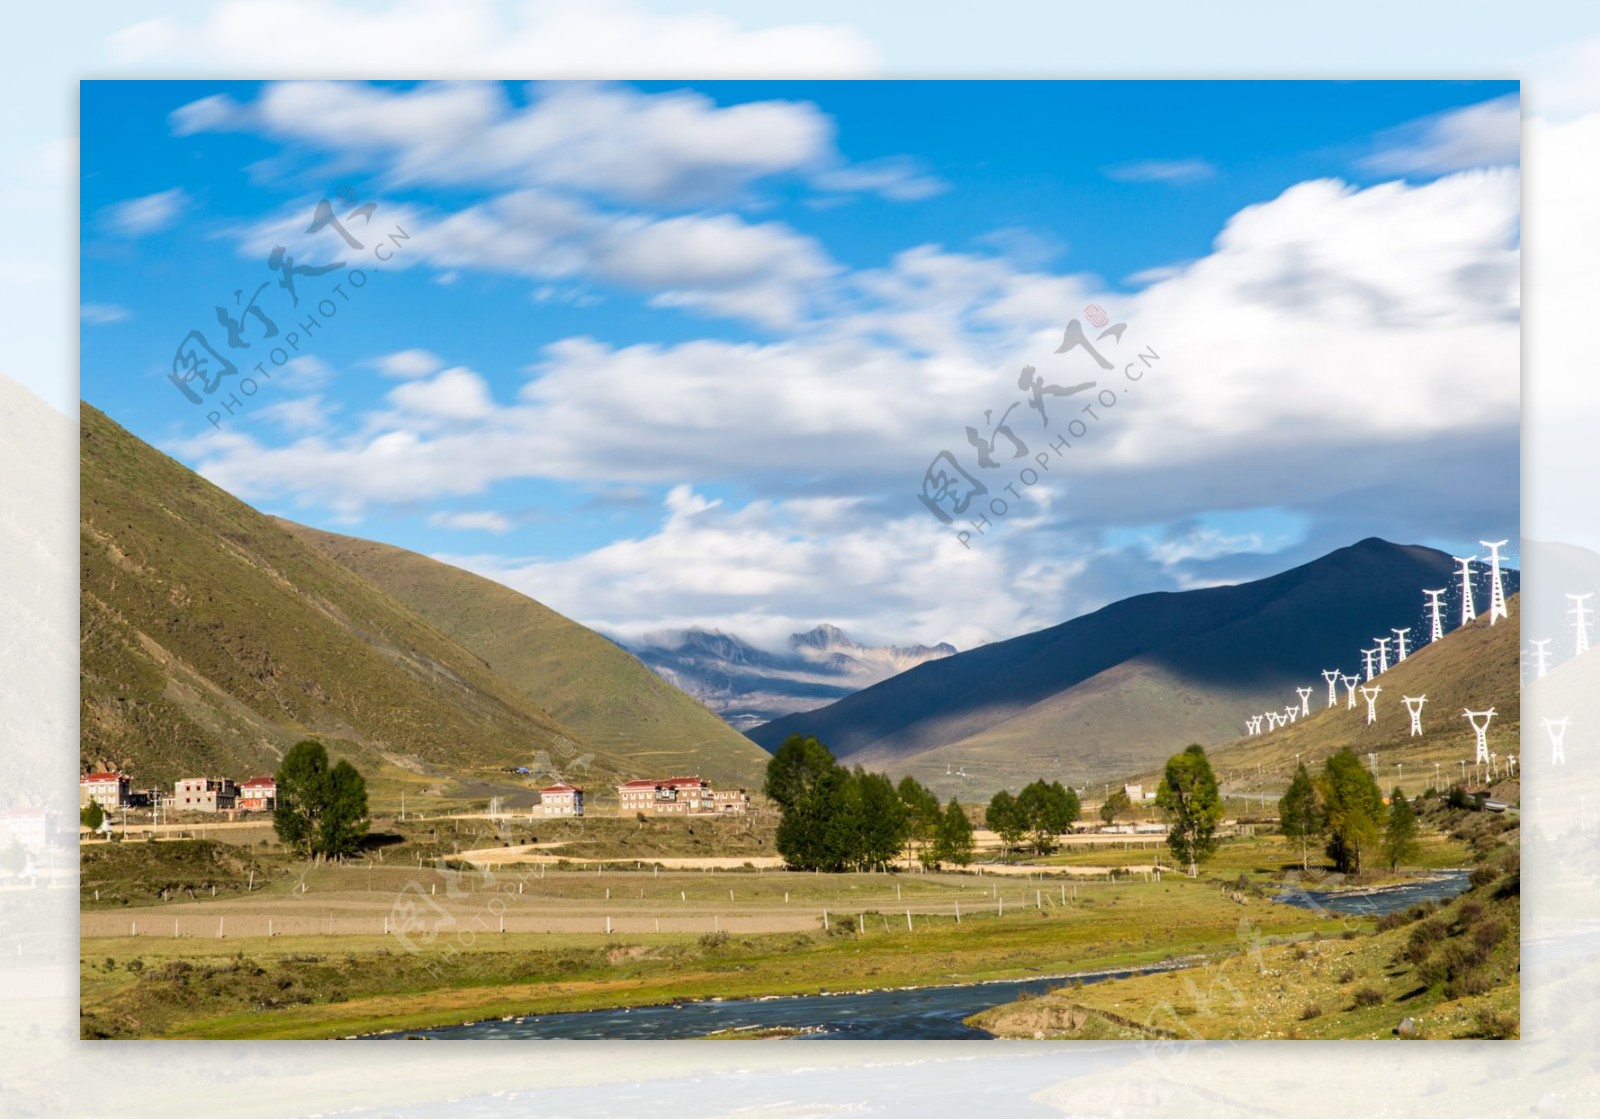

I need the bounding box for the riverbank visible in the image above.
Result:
[80,874,1350,1039]
[971,842,1520,1040]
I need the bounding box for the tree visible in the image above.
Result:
[1155,744,1224,876]
[767,738,909,871]
[1099,788,1133,825]
[319,760,370,859]
[1383,788,1420,872]
[898,775,943,868]
[847,768,907,871]
[80,800,105,832]
[985,790,1028,856]
[764,734,839,813]
[931,798,975,867]
[1318,749,1385,875]
[1017,779,1080,853]
[274,740,369,860]
[1278,763,1323,871]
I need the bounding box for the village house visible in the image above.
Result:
[711,788,751,814]
[237,777,277,812]
[79,772,129,810]
[173,777,239,813]
[538,782,584,817]
[616,777,748,817]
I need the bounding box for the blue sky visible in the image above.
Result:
[80,79,1521,649]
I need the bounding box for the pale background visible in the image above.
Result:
[4,1,1598,1115]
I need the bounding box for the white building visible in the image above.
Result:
[539,783,584,817]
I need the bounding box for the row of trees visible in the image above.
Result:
[984,780,1080,855]
[1279,748,1418,874]
[765,735,974,870]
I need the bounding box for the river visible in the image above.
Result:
[1272,869,1471,918]
[370,872,1472,1041]
[369,962,1195,1041]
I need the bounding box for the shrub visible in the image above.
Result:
[1455,899,1485,927]
[1337,968,1355,984]
[1473,1007,1518,1039]
[1409,918,1448,949]
[698,930,730,950]
[1299,1004,1323,1021]
[1444,970,1493,999]
[1472,919,1508,952]
[1352,986,1384,1008]
[155,960,194,983]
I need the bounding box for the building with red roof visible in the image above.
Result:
[238,777,277,812]
[539,782,584,817]
[79,772,129,810]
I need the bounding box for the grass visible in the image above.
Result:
[969,830,1520,1041]
[79,865,1353,1039]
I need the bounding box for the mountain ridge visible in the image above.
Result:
[750,537,1518,798]
[627,624,956,732]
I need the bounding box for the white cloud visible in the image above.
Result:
[812,156,948,201]
[177,167,1519,639]
[99,187,188,237]
[240,188,837,328]
[373,348,444,378]
[428,510,514,534]
[191,169,1518,506]
[1102,159,1216,184]
[169,93,245,135]
[275,355,335,391]
[79,303,131,325]
[256,394,334,433]
[1362,94,1521,175]
[387,366,496,422]
[437,486,1051,650]
[113,0,878,78]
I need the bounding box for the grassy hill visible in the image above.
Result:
[281,523,770,790]
[1128,593,1521,800]
[80,403,636,802]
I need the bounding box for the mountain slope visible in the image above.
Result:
[751,538,1517,796]
[80,403,627,795]
[628,624,955,731]
[281,523,772,790]
[1131,593,1521,799]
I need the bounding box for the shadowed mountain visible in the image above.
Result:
[281,523,773,790]
[1129,592,1521,799]
[628,624,956,731]
[80,402,631,795]
[749,538,1518,798]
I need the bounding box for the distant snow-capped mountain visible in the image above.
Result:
[626,624,957,733]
